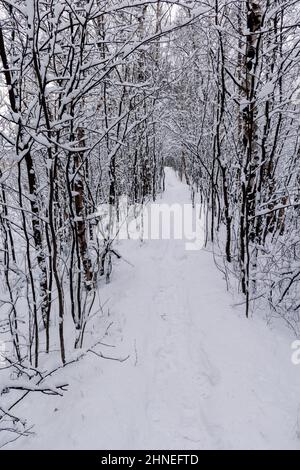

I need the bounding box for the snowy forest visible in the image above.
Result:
[0,0,300,451]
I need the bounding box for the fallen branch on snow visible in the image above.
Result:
[1,382,68,396]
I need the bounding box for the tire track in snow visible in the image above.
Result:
[140,240,223,449]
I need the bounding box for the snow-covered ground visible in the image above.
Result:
[6,168,300,450]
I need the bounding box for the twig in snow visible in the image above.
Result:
[0,426,34,449]
[88,349,130,362]
[0,406,26,426]
[134,339,138,366]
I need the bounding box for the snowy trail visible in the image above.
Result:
[10,168,300,450]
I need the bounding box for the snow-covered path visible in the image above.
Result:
[10,168,300,450]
